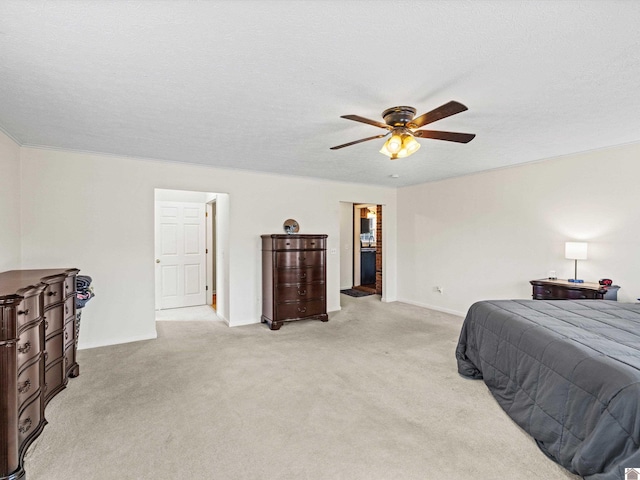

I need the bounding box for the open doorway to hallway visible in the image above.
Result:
[339,202,383,299]
[154,188,230,322]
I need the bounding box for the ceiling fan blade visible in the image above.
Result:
[330,133,389,150]
[413,130,476,143]
[408,101,468,129]
[340,115,391,130]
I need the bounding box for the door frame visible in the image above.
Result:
[154,189,229,322]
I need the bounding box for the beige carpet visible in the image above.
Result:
[24,296,580,480]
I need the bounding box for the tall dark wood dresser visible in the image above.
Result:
[261,234,328,330]
[0,268,80,480]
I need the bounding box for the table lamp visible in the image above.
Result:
[565,242,588,283]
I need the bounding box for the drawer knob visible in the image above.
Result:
[18,308,30,316]
[297,289,307,296]
[298,256,306,262]
[298,273,307,279]
[45,320,49,330]
[18,379,31,394]
[65,330,69,340]
[47,291,58,297]
[544,289,551,295]
[297,306,307,313]
[18,341,31,354]
[19,417,32,434]
[44,352,49,362]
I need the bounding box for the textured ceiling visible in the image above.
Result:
[1,0,640,187]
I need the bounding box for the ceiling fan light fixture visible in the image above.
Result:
[383,132,421,159]
[403,134,421,155]
[379,142,392,157]
[386,133,403,153]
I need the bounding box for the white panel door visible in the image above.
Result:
[155,201,206,309]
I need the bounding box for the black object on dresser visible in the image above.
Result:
[530,278,620,300]
[261,234,328,330]
[0,268,80,480]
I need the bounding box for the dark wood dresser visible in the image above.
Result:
[530,278,619,300]
[0,268,80,480]
[261,234,328,330]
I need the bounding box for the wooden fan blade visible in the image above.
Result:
[330,133,389,150]
[340,115,391,130]
[408,101,468,129]
[413,130,476,143]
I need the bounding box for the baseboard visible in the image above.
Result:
[229,317,260,327]
[396,298,466,317]
[78,331,158,350]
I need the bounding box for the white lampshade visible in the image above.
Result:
[565,242,588,260]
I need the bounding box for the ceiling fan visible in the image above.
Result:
[330,101,475,160]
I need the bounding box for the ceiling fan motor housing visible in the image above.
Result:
[382,106,416,127]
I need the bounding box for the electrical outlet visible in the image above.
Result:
[330,248,337,255]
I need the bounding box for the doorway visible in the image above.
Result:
[154,188,230,323]
[339,202,383,296]
[353,204,382,295]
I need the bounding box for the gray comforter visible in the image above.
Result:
[456,299,640,480]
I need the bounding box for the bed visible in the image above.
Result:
[455,299,640,480]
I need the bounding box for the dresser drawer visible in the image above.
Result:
[64,275,75,297]
[276,267,323,285]
[276,299,325,320]
[64,343,76,375]
[64,295,75,321]
[45,332,64,367]
[276,250,324,268]
[44,359,65,401]
[44,304,64,337]
[274,236,325,251]
[564,289,601,300]
[63,319,75,348]
[532,285,554,299]
[16,294,40,327]
[277,282,325,302]
[17,322,41,368]
[18,358,41,407]
[18,395,42,445]
[44,281,64,307]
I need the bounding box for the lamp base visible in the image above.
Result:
[568,278,584,283]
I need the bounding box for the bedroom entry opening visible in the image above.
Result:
[154,188,230,322]
[339,202,383,300]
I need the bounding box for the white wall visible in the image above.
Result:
[19,148,397,348]
[397,142,640,316]
[0,130,21,270]
[339,202,353,289]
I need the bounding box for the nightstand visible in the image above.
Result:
[530,279,620,300]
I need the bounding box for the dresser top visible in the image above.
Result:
[261,234,327,239]
[0,268,80,298]
[530,278,607,291]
